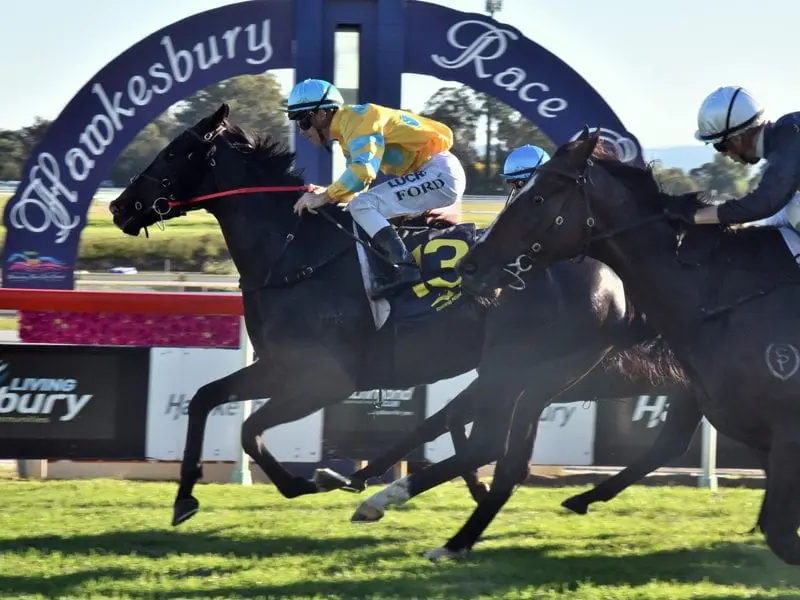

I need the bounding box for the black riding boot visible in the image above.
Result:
[370,225,422,299]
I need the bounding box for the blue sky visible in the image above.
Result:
[1,0,796,149]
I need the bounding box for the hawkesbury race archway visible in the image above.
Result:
[2,0,642,289]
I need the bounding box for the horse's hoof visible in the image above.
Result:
[313,468,352,492]
[561,495,589,515]
[350,501,384,523]
[342,477,366,494]
[172,496,200,527]
[746,523,763,535]
[424,546,470,563]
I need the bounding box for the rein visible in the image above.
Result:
[167,185,314,209]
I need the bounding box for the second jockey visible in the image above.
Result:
[286,78,467,299]
[501,144,551,200]
[666,86,800,226]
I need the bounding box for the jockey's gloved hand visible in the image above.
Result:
[663,194,700,224]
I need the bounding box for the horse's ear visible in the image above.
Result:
[568,126,600,165]
[211,103,230,126]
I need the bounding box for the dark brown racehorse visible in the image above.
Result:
[455,127,799,566]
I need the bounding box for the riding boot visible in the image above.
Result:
[370,225,422,299]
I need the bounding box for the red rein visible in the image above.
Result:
[167,185,314,209]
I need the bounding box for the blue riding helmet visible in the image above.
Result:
[502,144,551,182]
[286,79,345,119]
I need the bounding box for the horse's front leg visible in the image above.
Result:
[173,361,278,526]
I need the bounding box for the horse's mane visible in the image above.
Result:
[219,119,305,186]
[557,138,710,215]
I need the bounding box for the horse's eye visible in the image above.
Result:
[533,195,544,205]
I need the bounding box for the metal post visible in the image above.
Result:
[230,315,254,485]
[484,0,503,185]
[698,417,718,489]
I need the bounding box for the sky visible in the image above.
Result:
[0,0,797,149]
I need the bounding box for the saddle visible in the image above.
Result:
[356,211,480,327]
[676,224,800,319]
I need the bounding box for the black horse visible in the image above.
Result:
[456,128,797,565]
[108,104,704,536]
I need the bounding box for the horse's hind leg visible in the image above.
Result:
[425,389,542,561]
[562,388,702,515]
[746,448,769,535]
[761,434,800,565]
[350,405,504,523]
[446,388,489,502]
[314,378,483,499]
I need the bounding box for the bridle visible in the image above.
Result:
[513,154,666,265]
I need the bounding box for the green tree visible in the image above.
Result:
[0,117,52,180]
[108,123,171,185]
[420,86,481,166]
[747,162,767,192]
[0,132,26,180]
[15,117,51,156]
[173,74,289,143]
[689,154,751,195]
[651,161,700,194]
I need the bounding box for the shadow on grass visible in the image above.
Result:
[0,568,140,599]
[149,541,800,599]
[3,536,798,599]
[0,529,402,560]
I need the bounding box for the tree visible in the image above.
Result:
[16,118,51,156]
[420,86,482,167]
[747,161,767,192]
[0,132,26,180]
[108,124,171,185]
[689,154,751,196]
[651,161,700,194]
[173,74,289,143]
[0,118,52,180]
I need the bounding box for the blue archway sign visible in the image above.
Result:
[2,0,641,290]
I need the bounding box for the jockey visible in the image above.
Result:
[666,86,800,226]
[286,78,467,299]
[501,144,551,202]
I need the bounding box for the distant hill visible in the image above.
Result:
[643,145,716,171]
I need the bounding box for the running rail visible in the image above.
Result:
[0,288,243,315]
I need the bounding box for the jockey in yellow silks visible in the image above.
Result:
[286,78,467,299]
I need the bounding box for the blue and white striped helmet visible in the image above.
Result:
[286,79,344,119]
[502,145,550,181]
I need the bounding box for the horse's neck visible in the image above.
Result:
[591,222,706,350]
[209,196,356,291]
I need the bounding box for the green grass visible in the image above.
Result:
[0,193,501,271]
[0,480,797,599]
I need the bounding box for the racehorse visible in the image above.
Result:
[107,104,722,541]
[454,127,799,565]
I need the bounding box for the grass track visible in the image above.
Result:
[0,479,798,599]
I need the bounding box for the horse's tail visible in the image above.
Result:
[603,305,688,387]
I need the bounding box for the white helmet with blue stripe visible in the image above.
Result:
[502,145,550,181]
[286,79,344,119]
